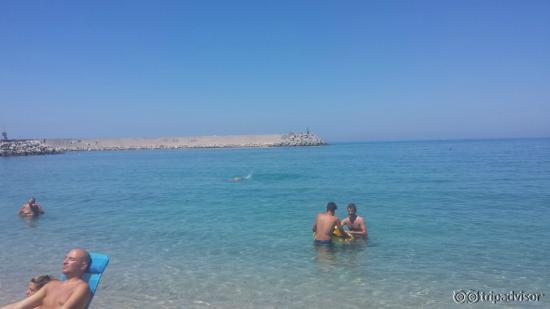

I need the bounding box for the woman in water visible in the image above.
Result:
[25,275,56,297]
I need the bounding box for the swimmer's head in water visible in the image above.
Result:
[25,282,39,297]
[326,202,337,214]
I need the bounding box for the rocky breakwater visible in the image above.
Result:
[276,132,327,146]
[0,140,63,157]
[43,132,327,151]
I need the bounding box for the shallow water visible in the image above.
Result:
[1,139,549,308]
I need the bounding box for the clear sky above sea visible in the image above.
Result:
[1,1,549,142]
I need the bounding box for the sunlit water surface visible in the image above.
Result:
[1,139,549,308]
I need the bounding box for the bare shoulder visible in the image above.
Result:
[62,279,91,309]
[71,278,89,289]
[68,279,91,299]
[38,279,61,296]
[44,279,63,290]
[76,278,90,290]
[54,278,89,292]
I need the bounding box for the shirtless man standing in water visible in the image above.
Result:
[312,202,348,245]
[2,248,91,309]
[341,203,367,239]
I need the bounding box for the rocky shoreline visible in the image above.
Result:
[1,133,326,157]
[0,140,63,157]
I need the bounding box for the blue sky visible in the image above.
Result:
[1,1,549,142]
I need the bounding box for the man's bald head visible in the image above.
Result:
[72,248,91,268]
[63,248,91,277]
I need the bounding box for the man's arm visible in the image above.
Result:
[340,217,349,228]
[61,283,90,309]
[17,205,27,215]
[312,215,318,233]
[335,219,351,238]
[1,285,45,309]
[349,218,367,237]
[37,205,45,214]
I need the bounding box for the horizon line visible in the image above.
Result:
[333,136,550,144]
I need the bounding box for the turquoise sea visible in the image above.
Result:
[1,139,549,308]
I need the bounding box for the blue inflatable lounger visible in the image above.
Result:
[60,252,109,308]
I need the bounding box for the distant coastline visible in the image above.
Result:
[0,132,326,157]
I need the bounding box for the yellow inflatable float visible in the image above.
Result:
[331,226,353,243]
[313,226,353,243]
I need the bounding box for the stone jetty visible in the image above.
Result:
[1,133,326,157]
[0,140,62,157]
[278,132,326,146]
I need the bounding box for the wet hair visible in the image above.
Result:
[30,275,54,289]
[326,202,337,212]
[347,203,357,211]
